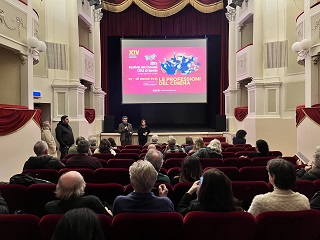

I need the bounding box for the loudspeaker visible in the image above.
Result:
[103,116,114,132]
[215,115,226,132]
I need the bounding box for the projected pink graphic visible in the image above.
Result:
[122,47,206,94]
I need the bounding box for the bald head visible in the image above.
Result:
[56,171,85,200]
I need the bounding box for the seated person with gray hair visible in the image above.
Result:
[145,149,170,183]
[112,160,174,216]
[66,140,102,170]
[68,136,92,155]
[192,139,223,159]
[45,171,112,216]
[163,135,185,154]
[144,134,162,147]
[23,141,65,170]
[296,150,320,181]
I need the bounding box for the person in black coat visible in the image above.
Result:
[55,115,74,159]
[23,141,65,170]
[296,151,320,181]
[137,119,150,146]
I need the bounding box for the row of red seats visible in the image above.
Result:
[1,209,320,240]
[1,179,319,216]
[65,150,282,162]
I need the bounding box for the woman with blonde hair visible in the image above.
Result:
[41,120,57,157]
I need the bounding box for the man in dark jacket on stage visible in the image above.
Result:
[55,115,74,159]
[23,141,65,170]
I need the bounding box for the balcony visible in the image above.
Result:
[236,44,253,81]
[79,46,95,83]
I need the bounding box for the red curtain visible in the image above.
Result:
[296,107,320,127]
[85,109,96,124]
[101,3,229,114]
[234,106,248,122]
[0,106,41,136]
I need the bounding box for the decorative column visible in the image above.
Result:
[92,8,106,120]
[224,5,237,132]
[252,0,263,81]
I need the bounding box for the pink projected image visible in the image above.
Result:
[122,47,206,94]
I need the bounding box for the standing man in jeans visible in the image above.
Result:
[55,115,74,159]
[118,116,133,146]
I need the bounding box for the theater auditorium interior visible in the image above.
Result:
[1,0,320,239]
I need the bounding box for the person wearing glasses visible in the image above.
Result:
[296,151,320,181]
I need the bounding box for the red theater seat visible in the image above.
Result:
[94,168,130,185]
[124,144,143,150]
[120,149,141,154]
[223,157,251,168]
[114,153,140,160]
[107,159,135,168]
[199,158,224,168]
[251,156,274,166]
[255,210,320,240]
[183,211,256,240]
[164,152,187,160]
[92,153,115,161]
[0,184,28,213]
[58,168,95,183]
[23,169,59,183]
[239,166,269,182]
[112,212,183,240]
[164,158,183,169]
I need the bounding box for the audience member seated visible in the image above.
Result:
[23,141,65,170]
[88,135,98,152]
[68,136,92,155]
[94,138,116,156]
[112,160,174,216]
[52,208,105,240]
[145,149,170,183]
[296,151,320,181]
[247,158,310,216]
[163,135,185,154]
[144,134,162,147]
[66,140,102,170]
[0,193,9,214]
[107,137,118,149]
[232,129,247,145]
[176,168,242,216]
[182,136,194,153]
[188,138,206,155]
[172,156,202,186]
[45,171,112,216]
[246,139,269,158]
[192,139,223,159]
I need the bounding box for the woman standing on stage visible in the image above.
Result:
[138,119,150,146]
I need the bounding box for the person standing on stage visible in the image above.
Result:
[55,115,75,159]
[137,119,150,146]
[118,116,133,146]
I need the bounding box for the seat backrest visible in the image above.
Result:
[239,166,269,182]
[99,159,109,168]
[26,184,57,216]
[268,150,283,157]
[23,169,59,183]
[234,144,252,148]
[282,156,297,165]
[313,179,320,192]
[120,149,141,154]
[183,211,256,240]
[255,210,320,240]
[163,158,183,170]
[206,166,240,181]
[0,214,41,240]
[232,181,269,211]
[112,212,183,240]
[39,214,63,240]
[39,214,112,240]
[164,152,187,160]
[291,180,315,199]
[251,156,274,166]
[124,144,143,150]
[107,159,135,169]
[235,151,256,157]
[114,153,140,160]
[65,154,76,159]
[92,153,115,161]
[85,183,125,204]
[221,152,236,158]
[223,157,251,168]
[0,184,28,213]
[167,167,181,181]
[172,182,194,207]
[199,158,224,168]
[58,168,95,183]
[225,147,246,153]
[94,168,130,185]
